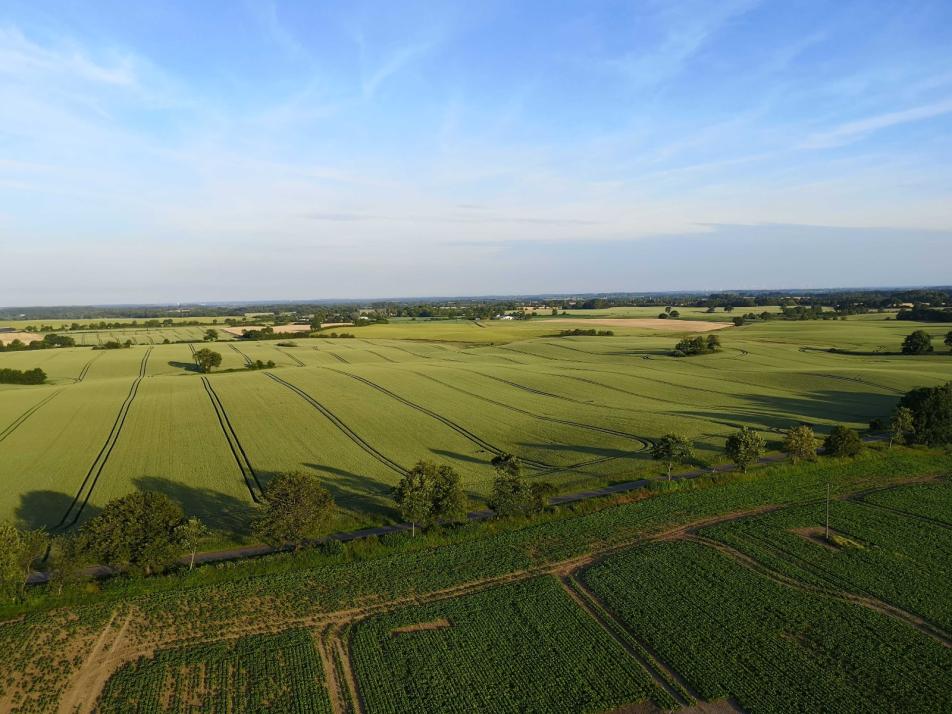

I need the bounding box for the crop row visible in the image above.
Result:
[698,497,952,631]
[860,479,952,526]
[97,628,331,713]
[117,449,951,643]
[582,540,952,713]
[350,576,666,713]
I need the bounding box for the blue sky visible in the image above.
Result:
[1,1,951,304]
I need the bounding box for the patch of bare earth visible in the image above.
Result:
[390,618,451,636]
[547,318,730,332]
[0,331,42,345]
[790,527,863,551]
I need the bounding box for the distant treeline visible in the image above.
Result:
[0,334,75,352]
[896,305,952,322]
[557,329,614,336]
[3,287,950,323]
[0,367,46,384]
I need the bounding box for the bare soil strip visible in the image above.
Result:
[390,618,451,636]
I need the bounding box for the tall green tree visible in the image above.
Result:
[488,455,552,517]
[429,463,468,525]
[253,472,335,547]
[203,328,218,342]
[77,492,190,575]
[46,534,88,596]
[901,330,933,354]
[393,461,468,535]
[945,330,952,351]
[725,427,766,472]
[782,425,819,463]
[898,381,952,446]
[651,434,695,480]
[193,348,222,373]
[889,407,915,448]
[823,426,863,457]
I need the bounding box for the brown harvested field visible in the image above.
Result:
[0,331,42,345]
[547,318,731,332]
[221,323,351,337]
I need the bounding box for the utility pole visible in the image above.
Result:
[825,481,830,542]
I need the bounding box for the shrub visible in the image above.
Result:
[823,426,863,457]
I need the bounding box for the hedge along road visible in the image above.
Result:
[26,442,858,584]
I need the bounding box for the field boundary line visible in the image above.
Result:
[56,347,152,529]
[201,376,264,502]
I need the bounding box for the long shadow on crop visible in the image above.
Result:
[685,389,897,430]
[517,443,645,460]
[16,490,101,530]
[134,476,257,536]
[168,360,201,373]
[430,448,493,465]
[302,462,398,520]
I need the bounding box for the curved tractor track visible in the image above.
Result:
[414,371,653,469]
[201,376,263,502]
[56,348,153,529]
[322,367,553,471]
[264,372,407,476]
[0,390,64,444]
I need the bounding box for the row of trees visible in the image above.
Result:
[4,380,950,600]
[0,334,75,352]
[0,367,46,385]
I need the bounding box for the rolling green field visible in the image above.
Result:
[1,316,950,541]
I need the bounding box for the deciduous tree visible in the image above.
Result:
[253,472,335,547]
[823,425,863,457]
[651,434,695,480]
[193,348,222,373]
[901,330,933,354]
[783,425,819,463]
[889,407,914,448]
[725,427,765,472]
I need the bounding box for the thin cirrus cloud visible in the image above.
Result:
[0,0,951,304]
[801,98,952,149]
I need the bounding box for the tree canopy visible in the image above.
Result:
[650,434,694,480]
[901,330,933,355]
[193,348,222,373]
[77,492,191,575]
[725,427,766,472]
[253,471,335,547]
[823,426,863,457]
[782,425,819,463]
[898,381,952,446]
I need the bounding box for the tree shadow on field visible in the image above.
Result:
[133,476,257,536]
[168,360,201,373]
[302,462,399,521]
[517,442,645,460]
[15,490,102,531]
[684,389,898,432]
[429,448,492,465]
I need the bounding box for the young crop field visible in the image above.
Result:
[0,317,950,539]
[350,576,670,713]
[97,628,332,713]
[582,538,952,713]
[697,492,952,631]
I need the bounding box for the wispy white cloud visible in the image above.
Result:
[801,98,952,149]
[0,25,138,86]
[359,40,434,99]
